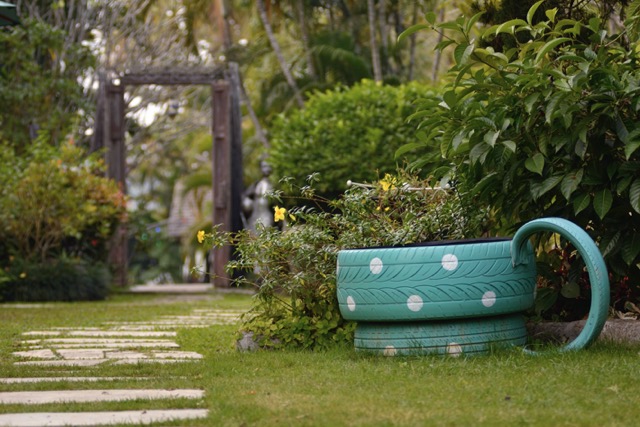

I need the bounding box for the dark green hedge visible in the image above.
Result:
[1,258,110,302]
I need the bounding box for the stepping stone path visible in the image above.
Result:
[0,307,245,426]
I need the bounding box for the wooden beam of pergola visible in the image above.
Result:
[120,70,225,86]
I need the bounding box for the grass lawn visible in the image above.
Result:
[0,292,638,426]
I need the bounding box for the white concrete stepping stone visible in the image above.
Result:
[0,409,208,426]
[0,389,204,404]
[56,349,105,360]
[104,351,149,360]
[14,360,106,367]
[11,350,56,359]
[0,377,149,384]
[23,331,176,337]
[22,338,177,345]
[152,351,203,359]
[113,359,194,365]
[22,340,180,350]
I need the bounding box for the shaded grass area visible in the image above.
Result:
[1,293,639,426]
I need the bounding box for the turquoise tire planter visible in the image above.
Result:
[337,239,537,321]
[354,314,527,357]
[511,217,610,352]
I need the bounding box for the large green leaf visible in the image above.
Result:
[560,169,584,200]
[622,233,640,265]
[524,153,545,175]
[593,189,613,219]
[600,230,622,258]
[493,19,528,36]
[527,0,545,25]
[534,37,572,64]
[469,143,492,164]
[573,192,590,215]
[630,179,640,214]
[561,281,580,298]
[398,24,432,42]
[531,174,562,200]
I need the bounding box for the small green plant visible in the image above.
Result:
[199,171,488,349]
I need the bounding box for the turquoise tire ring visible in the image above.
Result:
[511,217,610,352]
[354,314,527,357]
[337,239,536,321]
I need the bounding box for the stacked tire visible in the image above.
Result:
[337,218,611,356]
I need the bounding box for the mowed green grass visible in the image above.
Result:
[1,292,639,426]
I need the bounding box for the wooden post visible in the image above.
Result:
[211,81,231,287]
[106,81,128,287]
[227,63,244,236]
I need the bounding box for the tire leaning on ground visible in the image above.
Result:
[354,313,528,357]
[337,238,537,322]
[511,217,610,353]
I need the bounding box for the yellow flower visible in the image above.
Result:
[274,206,286,222]
[379,173,396,192]
[19,272,27,279]
[197,230,205,244]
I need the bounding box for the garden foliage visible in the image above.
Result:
[0,141,125,301]
[268,80,435,198]
[202,172,488,349]
[0,19,95,147]
[399,1,640,311]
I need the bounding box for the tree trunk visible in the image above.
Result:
[431,5,445,83]
[408,0,419,81]
[367,0,383,82]
[256,0,305,108]
[214,0,232,52]
[377,0,390,75]
[297,0,317,79]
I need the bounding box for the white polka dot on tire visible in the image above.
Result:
[369,257,383,275]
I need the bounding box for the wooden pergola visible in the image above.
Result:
[92,65,244,288]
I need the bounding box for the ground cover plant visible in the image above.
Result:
[2,293,640,426]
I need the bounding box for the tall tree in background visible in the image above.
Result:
[367,0,383,82]
[256,0,305,108]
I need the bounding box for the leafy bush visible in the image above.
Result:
[0,141,125,300]
[200,172,488,349]
[268,80,435,198]
[0,140,125,263]
[399,2,640,313]
[1,257,110,302]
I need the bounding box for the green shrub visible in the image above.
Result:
[0,141,124,300]
[1,257,110,302]
[399,2,640,315]
[0,140,125,263]
[268,80,436,198]
[200,172,488,349]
